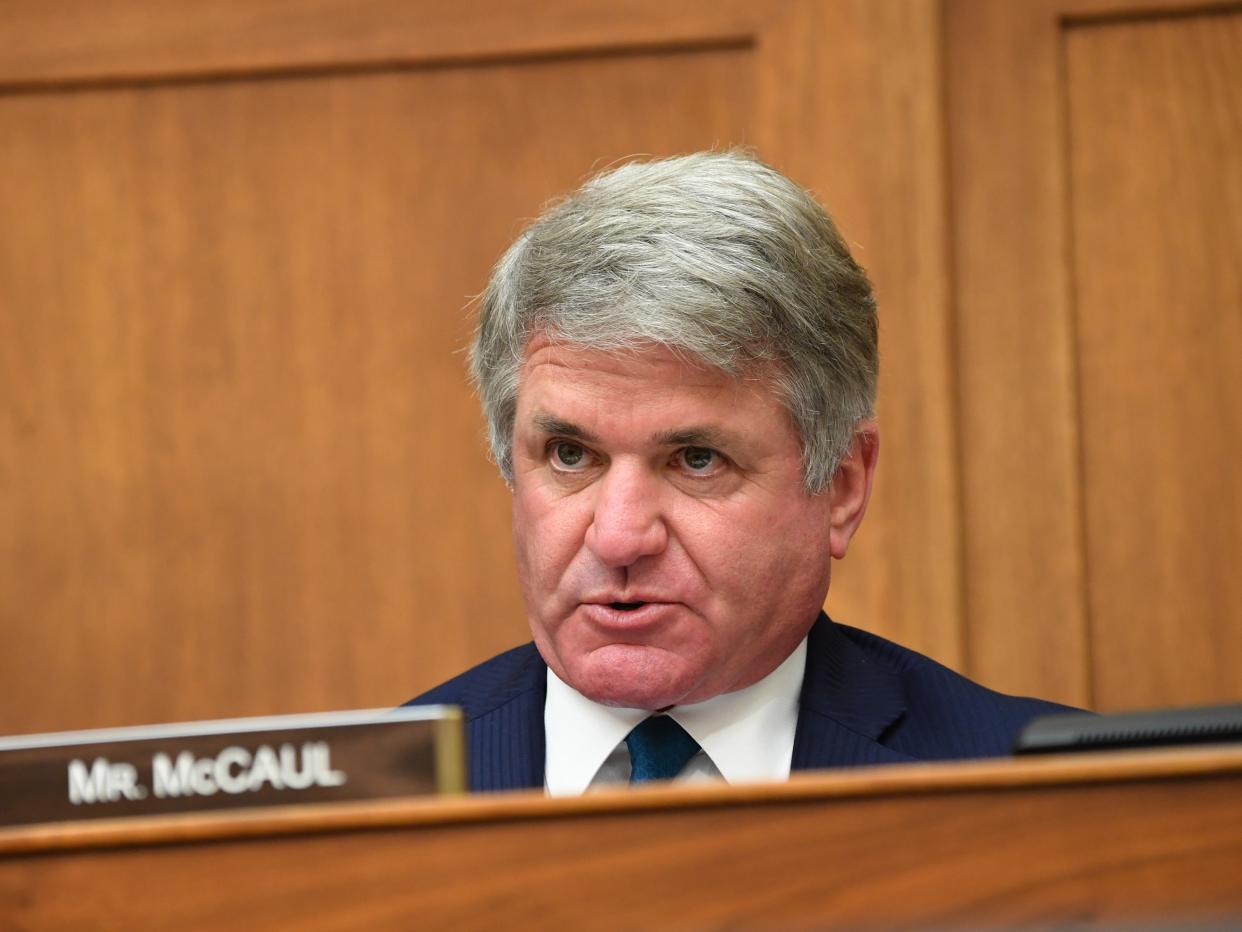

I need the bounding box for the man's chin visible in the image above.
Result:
[582,685,680,711]
[561,645,701,711]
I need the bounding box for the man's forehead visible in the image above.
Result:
[521,345,756,408]
[521,334,720,377]
[529,410,738,450]
[517,335,781,399]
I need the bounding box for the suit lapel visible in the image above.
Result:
[461,614,909,788]
[460,645,548,792]
[792,614,914,770]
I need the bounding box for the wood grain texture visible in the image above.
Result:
[1,1,973,735]
[1065,11,1242,709]
[947,0,1242,709]
[0,46,753,733]
[0,0,766,86]
[5,0,1228,89]
[5,743,1241,855]
[2,749,1241,928]
[759,0,962,665]
[1062,0,1242,19]
[946,0,1092,706]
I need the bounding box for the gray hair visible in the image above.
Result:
[469,150,877,493]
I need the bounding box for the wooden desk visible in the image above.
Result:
[3,747,1241,928]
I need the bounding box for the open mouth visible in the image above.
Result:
[610,602,647,612]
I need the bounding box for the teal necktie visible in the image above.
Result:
[625,715,701,784]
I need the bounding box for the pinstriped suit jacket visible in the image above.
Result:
[406,613,1073,792]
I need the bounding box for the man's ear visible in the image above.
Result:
[827,421,879,560]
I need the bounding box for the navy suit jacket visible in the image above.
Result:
[406,613,1073,792]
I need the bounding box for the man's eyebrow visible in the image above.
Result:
[531,413,601,444]
[651,426,734,448]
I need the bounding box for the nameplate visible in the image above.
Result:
[0,706,463,828]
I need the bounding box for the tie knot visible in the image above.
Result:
[625,715,700,784]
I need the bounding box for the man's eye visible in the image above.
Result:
[679,447,719,473]
[551,441,588,470]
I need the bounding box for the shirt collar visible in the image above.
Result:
[544,638,807,795]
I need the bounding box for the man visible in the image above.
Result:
[409,151,1068,794]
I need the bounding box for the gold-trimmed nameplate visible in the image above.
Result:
[0,706,464,828]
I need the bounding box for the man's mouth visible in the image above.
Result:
[581,599,680,630]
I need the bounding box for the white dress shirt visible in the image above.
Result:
[544,638,807,796]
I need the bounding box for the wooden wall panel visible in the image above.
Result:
[1066,11,1242,709]
[0,1,957,734]
[947,0,1092,706]
[760,0,961,667]
[0,1,765,87]
[948,0,1241,709]
[11,0,1236,730]
[0,47,755,733]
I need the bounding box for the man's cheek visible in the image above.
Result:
[519,516,580,594]
[687,527,750,584]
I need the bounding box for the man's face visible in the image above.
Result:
[510,336,873,710]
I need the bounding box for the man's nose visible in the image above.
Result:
[584,463,669,568]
